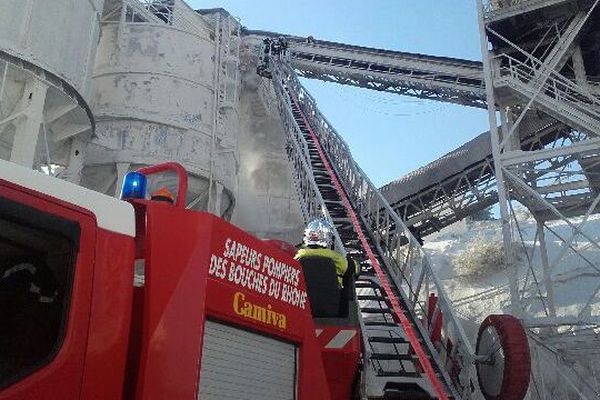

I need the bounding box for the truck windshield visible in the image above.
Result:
[0,200,78,389]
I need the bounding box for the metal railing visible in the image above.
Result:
[495,53,600,120]
[271,61,475,393]
[482,0,576,22]
[483,0,535,12]
[123,0,211,37]
[482,0,563,15]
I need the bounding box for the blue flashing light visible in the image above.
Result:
[120,171,147,200]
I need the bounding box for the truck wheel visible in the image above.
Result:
[476,314,531,400]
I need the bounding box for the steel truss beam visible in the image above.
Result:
[388,157,497,238]
[382,117,567,237]
[292,62,487,109]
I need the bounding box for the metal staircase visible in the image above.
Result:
[495,53,600,136]
[265,58,474,399]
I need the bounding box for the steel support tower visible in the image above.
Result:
[477,0,600,398]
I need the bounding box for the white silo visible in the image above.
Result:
[0,0,103,179]
[83,1,240,218]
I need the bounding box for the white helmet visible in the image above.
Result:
[303,218,334,248]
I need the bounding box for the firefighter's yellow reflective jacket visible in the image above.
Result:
[294,247,357,286]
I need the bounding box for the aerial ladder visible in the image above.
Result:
[259,44,476,399]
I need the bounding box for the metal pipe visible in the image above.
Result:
[208,14,221,214]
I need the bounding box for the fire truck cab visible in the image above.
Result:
[0,160,359,400]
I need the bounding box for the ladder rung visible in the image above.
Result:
[371,353,413,361]
[361,307,392,314]
[355,281,380,288]
[376,371,421,379]
[357,294,387,301]
[369,336,407,344]
[364,321,397,327]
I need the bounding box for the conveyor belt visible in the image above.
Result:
[244,29,486,108]
[381,115,567,236]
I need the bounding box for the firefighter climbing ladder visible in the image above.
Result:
[265,58,475,399]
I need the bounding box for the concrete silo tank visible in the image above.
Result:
[84,1,238,218]
[0,0,103,178]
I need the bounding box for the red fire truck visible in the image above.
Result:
[0,160,361,400]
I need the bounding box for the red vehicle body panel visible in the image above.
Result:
[80,229,135,399]
[315,326,361,400]
[131,201,332,400]
[1,173,350,400]
[133,202,211,399]
[0,179,135,400]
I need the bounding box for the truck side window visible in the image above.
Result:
[0,201,78,389]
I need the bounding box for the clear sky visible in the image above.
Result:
[189,0,490,187]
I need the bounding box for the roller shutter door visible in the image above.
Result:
[198,320,297,400]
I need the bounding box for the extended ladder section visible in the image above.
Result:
[267,61,474,399]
